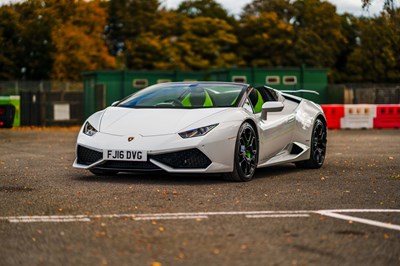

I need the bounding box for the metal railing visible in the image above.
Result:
[328,84,400,104]
[0,81,84,126]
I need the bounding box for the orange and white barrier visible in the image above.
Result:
[321,105,344,129]
[340,104,377,129]
[321,104,400,129]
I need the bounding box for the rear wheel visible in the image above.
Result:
[295,119,327,169]
[224,122,258,182]
[89,169,118,176]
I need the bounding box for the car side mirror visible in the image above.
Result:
[111,101,119,107]
[261,102,284,120]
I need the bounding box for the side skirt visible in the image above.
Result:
[257,142,310,168]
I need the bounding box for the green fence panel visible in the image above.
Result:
[0,95,20,127]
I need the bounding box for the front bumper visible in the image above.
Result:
[73,123,238,173]
[75,146,212,172]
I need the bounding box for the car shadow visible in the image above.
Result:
[253,164,301,179]
[73,172,226,185]
[73,163,303,185]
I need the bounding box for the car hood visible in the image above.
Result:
[99,107,228,136]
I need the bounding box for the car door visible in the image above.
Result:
[250,87,296,165]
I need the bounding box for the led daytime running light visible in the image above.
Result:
[83,121,98,136]
[179,124,218,139]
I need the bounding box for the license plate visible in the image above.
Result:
[103,150,147,161]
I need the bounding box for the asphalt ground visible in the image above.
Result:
[0,128,399,266]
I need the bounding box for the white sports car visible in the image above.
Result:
[73,82,327,181]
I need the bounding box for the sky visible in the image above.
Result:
[0,0,387,17]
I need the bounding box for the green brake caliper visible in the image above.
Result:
[244,137,251,158]
[246,151,251,158]
[241,144,250,158]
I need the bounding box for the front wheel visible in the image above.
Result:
[224,122,258,182]
[295,119,327,169]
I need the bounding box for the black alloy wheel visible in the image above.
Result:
[296,119,327,169]
[224,122,258,182]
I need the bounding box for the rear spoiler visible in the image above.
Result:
[281,90,319,95]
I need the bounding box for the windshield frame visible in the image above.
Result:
[115,82,249,109]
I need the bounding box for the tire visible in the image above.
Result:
[224,122,258,182]
[295,119,327,169]
[89,169,118,176]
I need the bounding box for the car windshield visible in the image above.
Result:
[117,83,245,109]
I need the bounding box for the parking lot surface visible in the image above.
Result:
[0,128,399,265]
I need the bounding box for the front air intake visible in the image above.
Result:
[77,145,102,165]
[152,148,212,169]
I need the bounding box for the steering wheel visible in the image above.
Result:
[154,99,184,107]
[169,99,184,107]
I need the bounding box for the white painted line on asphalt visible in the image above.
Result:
[126,210,312,217]
[246,214,310,218]
[94,214,133,219]
[8,217,91,223]
[3,215,90,219]
[91,210,312,220]
[200,210,312,215]
[316,211,400,231]
[134,215,208,221]
[317,209,400,213]
[1,209,400,232]
[0,211,312,223]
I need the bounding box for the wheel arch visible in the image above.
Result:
[316,114,327,128]
[309,113,327,143]
[295,113,327,169]
[243,119,259,138]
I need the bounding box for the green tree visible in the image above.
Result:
[241,0,296,22]
[51,0,116,80]
[332,14,360,82]
[176,16,238,70]
[126,11,238,71]
[0,0,115,80]
[290,0,346,68]
[238,0,345,69]
[362,0,397,16]
[177,0,236,24]
[104,0,160,68]
[0,5,21,79]
[238,11,293,67]
[346,10,400,82]
[0,0,56,80]
[176,0,238,70]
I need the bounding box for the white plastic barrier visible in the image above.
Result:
[340,104,377,129]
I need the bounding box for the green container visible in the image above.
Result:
[208,67,328,103]
[0,95,20,127]
[82,70,207,118]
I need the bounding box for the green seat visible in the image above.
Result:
[181,89,213,107]
[253,90,264,113]
[231,95,238,106]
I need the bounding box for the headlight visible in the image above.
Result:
[178,124,218,139]
[83,121,98,136]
